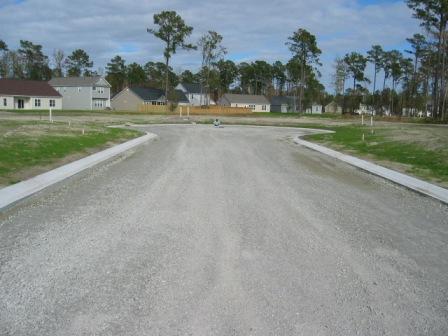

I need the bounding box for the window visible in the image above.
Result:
[3,98,6,107]
[262,105,266,111]
[49,100,55,107]
[92,87,96,91]
[78,87,81,92]
[34,99,41,107]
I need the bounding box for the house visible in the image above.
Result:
[270,96,296,113]
[49,76,111,110]
[325,101,342,114]
[355,103,374,115]
[305,103,323,114]
[218,94,270,112]
[175,82,215,106]
[0,79,62,110]
[111,87,189,111]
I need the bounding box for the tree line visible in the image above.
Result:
[0,40,96,80]
[331,0,448,120]
[1,0,447,120]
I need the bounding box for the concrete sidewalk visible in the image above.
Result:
[294,136,448,204]
[0,131,157,211]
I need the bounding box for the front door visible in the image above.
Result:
[17,99,24,109]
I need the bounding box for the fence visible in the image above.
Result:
[137,104,253,115]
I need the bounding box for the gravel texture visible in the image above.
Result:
[1,125,447,336]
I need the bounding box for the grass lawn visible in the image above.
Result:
[0,120,141,187]
[305,124,448,187]
[2,110,447,188]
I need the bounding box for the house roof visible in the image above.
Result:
[174,90,189,104]
[325,101,341,107]
[129,87,165,101]
[180,83,202,94]
[221,94,270,105]
[0,79,61,97]
[270,96,295,105]
[49,76,109,87]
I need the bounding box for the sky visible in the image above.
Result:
[0,0,422,91]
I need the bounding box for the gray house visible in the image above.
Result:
[111,87,189,111]
[49,76,111,110]
[218,94,270,112]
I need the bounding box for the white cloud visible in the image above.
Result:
[0,0,420,89]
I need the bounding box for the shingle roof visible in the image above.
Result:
[180,83,202,94]
[129,87,165,101]
[49,76,107,87]
[270,96,295,105]
[221,94,270,105]
[174,90,189,103]
[0,79,61,97]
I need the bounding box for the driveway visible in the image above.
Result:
[1,125,447,335]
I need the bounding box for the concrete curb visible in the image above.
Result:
[0,131,157,211]
[294,136,448,204]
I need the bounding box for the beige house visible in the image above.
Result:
[218,94,270,112]
[325,101,342,114]
[112,87,189,111]
[0,79,62,110]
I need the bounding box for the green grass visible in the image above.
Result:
[306,125,448,184]
[0,120,141,186]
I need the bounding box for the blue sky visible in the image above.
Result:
[0,0,422,91]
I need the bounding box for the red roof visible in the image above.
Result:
[0,79,61,97]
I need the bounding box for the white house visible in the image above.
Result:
[49,76,111,110]
[0,79,62,110]
[355,103,375,115]
[175,82,215,106]
[270,96,296,113]
[218,94,270,112]
[305,103,323,114]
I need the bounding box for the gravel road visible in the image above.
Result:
[1,125,447,336]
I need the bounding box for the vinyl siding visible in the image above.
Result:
[111,88,144,111]
[52,85,111,110]
[0,95,62,110]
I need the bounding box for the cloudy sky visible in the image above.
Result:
[0,0,421,90]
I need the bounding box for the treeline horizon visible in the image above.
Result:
[1,0,447,120]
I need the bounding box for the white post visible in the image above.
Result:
[362,133,365,142]
[180,106,182,118]
[187,106,190,118]
[82,128,85,135]
[49,108,53,123]
[370,115,373,127]
[361,114,364,126]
